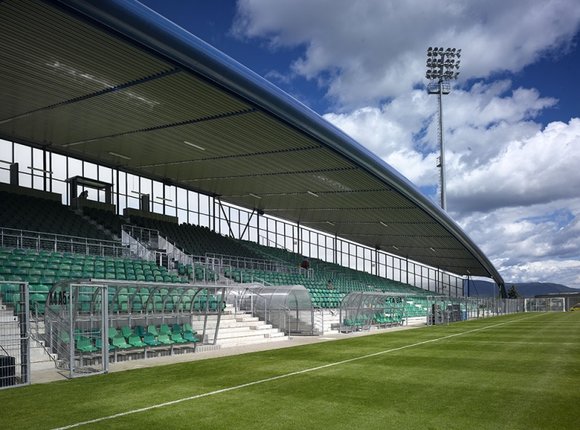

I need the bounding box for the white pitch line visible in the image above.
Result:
[52,314,540,430]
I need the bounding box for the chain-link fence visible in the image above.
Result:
[524,297,566,312]
[44,283,108,378]
[0,281,30,389]
[427,296,526,325]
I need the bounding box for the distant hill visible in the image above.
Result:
[465,280,578,298]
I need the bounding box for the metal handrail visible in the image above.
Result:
[28,330,58,365]
[204,252,297,273]
[0,226,127,257]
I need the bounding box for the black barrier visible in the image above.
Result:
[0,355,16,387]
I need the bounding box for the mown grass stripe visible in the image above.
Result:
[52,314,541,430]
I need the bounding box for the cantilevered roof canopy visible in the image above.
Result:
[0,0,503,285]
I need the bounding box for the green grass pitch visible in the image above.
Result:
[1,312,579,429]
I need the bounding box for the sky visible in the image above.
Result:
[139,0,580,288]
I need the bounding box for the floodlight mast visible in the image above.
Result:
[426,47,461,211]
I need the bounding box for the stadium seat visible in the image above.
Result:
[120,326,133,339]
[76,336,98,353]
[170,332,188,344]
[111,335,132,350]
[127,334,147,348]
[183,323,197,335]
[95,337,114,352]
[143,333,161,346]
[159,324,172,336]
[157,334,174,345]
[58,330,70,345]
[182,331,198,343]
[147,324,159,336]
[134,325,146,338]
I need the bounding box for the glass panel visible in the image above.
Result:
[188,191,199,224]
[13,143,31,187]
[83,161,98,179]
[98,165,113,183]
[0,138,12,164]
[176,187,187,210]
[49,153,67,181]
[67,157,83,179]
[164,185,176,217]
[199,213,210,228]
[118,171,127,212]
[199,195,210,226]
[98,165,113,202]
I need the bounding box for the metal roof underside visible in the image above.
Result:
[0,0,503,284]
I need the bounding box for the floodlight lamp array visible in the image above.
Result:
[425,47,461,81]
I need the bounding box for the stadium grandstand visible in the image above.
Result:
[0,0,511,386]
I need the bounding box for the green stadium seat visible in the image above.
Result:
[157,334,174,345]
[95,337,114,352]
[111,335,131,350]
[108,326,119,338]
[182,331,198,343]
[143,333,161,346]
[170,332,188,344]
[59,330,70,344]
[131,296,144,312]
[134,325,146,338]
[76,336,98,353]
[127,334,147,348]
[147,324,159,336]
[120,326,133,339]
[183,323,196,334]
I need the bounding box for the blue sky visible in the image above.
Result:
[140,0,580,288]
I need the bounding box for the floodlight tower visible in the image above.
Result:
[426,47,461,211]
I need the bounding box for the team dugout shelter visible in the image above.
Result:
[0,0,504,296]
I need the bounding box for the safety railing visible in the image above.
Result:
[0,227,128,258]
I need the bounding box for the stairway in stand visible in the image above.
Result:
[0,303,55,372]
[191,305,288,348]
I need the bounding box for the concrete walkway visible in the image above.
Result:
[31,322,423,385]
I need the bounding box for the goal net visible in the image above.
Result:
[524,297,565,312]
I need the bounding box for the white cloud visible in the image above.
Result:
[233,0,580,288]
[323,81,559,190]
[325,82,580,288]
[323,91,436,185]
[325,82,580,287]
[450,118,580,212]
[234,0,580,107]
[458,200,580,287]
[501,260,580,288]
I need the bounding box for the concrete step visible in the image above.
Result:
[209,328,279,340]
[218,331,271,342]
[211,325,259,335]
[265,331,286,338]
[205,327,284,340]
[250,324,273,330]
[190,307,287,348]
[31,359,57,371]
[30,346,48,361]
[191,314,235,322]
[217,335,289,348]
[191,319,272,330]
[31,355,56,370]
[234,315,259,323]
[0,314,18,323]
[29,337,58,371]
